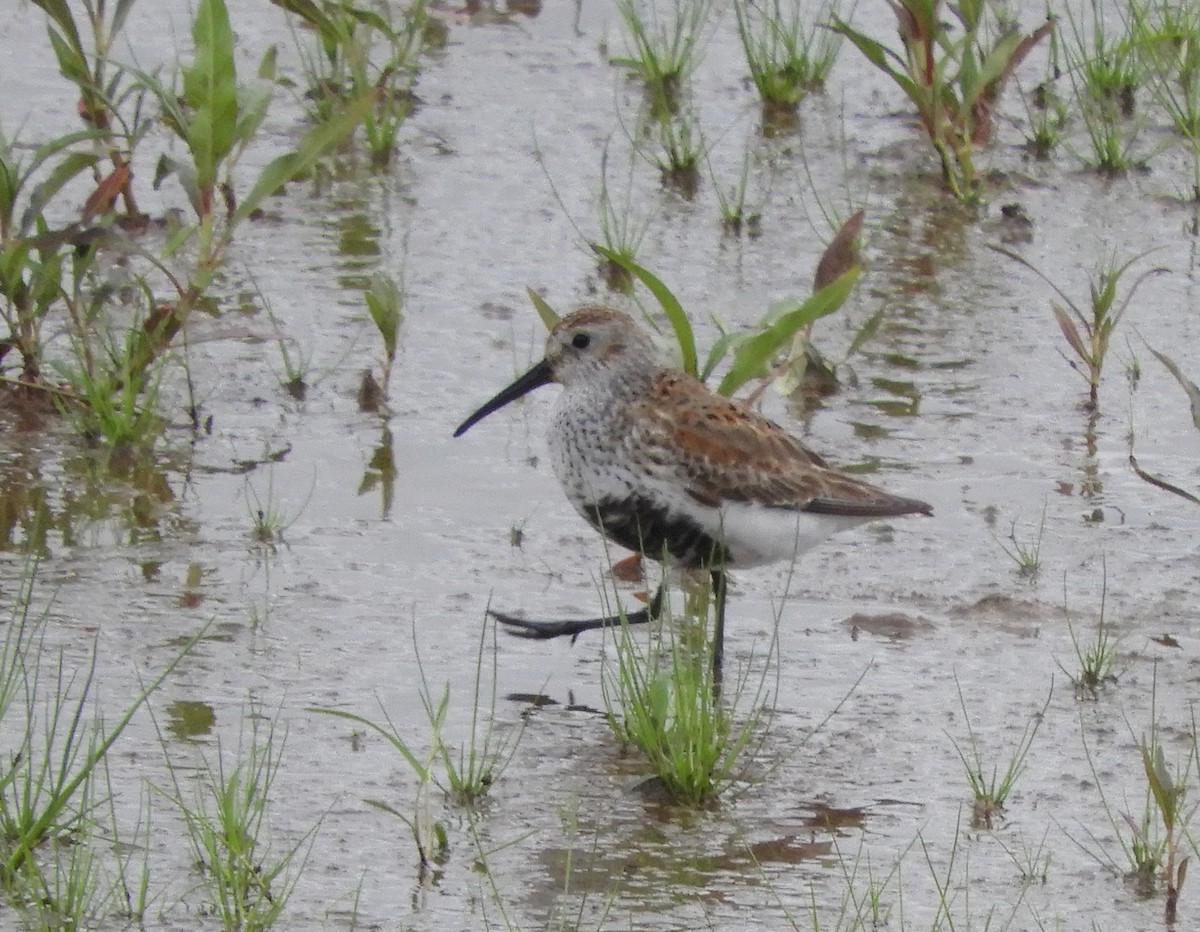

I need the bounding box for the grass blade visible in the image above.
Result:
[1146,344,1200,430]
[591,244,697,377]
[527,288,561,329]
[235,92,371,222]
[717,267,858,397]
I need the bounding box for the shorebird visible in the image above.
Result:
[454,306,931,673]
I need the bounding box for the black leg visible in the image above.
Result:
[710,569,727,691]
[493,585,666,644]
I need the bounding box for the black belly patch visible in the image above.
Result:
[584,496,725,568]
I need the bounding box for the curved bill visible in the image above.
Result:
[453,359,554,437]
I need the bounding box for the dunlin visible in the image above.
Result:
[455,306,931,672]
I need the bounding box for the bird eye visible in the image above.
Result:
[571,332,591,350]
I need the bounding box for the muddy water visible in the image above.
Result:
[3,0,1200,929]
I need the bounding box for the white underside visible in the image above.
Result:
[710,499,872,568]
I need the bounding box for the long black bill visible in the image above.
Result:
[453,359,554,437]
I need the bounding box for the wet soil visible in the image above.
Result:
[3,0,1200,929]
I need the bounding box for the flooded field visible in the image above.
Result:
[2,0,1200,929]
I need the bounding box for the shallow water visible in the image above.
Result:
[3,0,1200,929]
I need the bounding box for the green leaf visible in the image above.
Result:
[129,65,189,140]
[365,273,403,360]
[269,0,339,40]
[44,24,89,87]
[1141,742,1177,831]
[258,44,279,81]
[968,33,1024,104]
[183,0,239,191]
[20,151,101,236]
[591,244,697,377]
[111,0,139,38]
[526,288,560,330]
[233,79,274,150]
[234,92,373,223]
[699,323,740,383]
[0,163,14,234]
[717,266,859,397]
[268,0,344,61]
[0,129,99,234]
[829,18,916,96]
[346,5,396,39]
[29,0,85,58]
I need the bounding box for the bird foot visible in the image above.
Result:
[490,605,653,644]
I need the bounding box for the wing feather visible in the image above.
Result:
[626,372,931,518]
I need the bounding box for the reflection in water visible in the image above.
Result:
[526,797,870,923]
[760,101,801,139]
[0,439,185,554]
[359,428,398,519]
[334,209,382,292]
[1080,407,1102,503]
[865,377,921,416]
[462,0,543,20]
[166,699,217,741]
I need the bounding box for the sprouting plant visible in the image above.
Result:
[21,834,104,929]
[1020,30,1068,159]
[0,123,103,386]
[997,505,1046,578]
[1059,0,1147,173]
[996,827,1053,885]
[711,146,763,237]
[269,0,434,164]
[0,553,202,891]
[991,245,1167,409]
[244,470,311,548]
[6,0,369,446]
[163,717,317,929]
[31,0,153,222]
[832,1,1053,200]
[1063,0,1143,117]
[595,147,648,292]
[946,676,1050,828]
[648,110,706,197]
[52,318,167,449]
[820,838,907,930]
[1057,566,1120,698]
[123,0,370,382]
[734,0,842,120]
[589,208,863,401]
[600,568,774,805]
[1064,614,1119,699]
[612,0,715,115]
[365,272,404,401]
[1138,714,1194,922]
[308,703,448,880]
[1132,0,1200,198]
[415,617,525,806]
[1022,78,1069,158]
[1073,670,1197,921]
